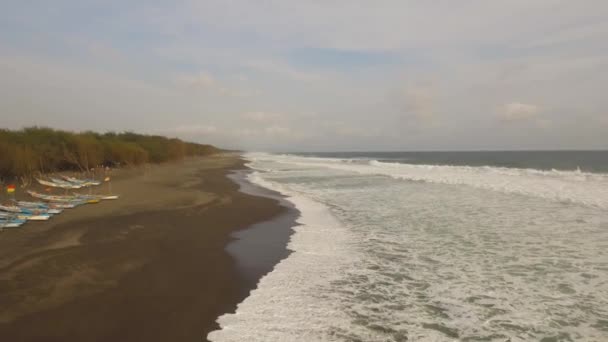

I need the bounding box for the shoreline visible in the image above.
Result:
[0,154,295,342]
[223,169,298,295]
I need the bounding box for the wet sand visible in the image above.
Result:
[0,154,293,342]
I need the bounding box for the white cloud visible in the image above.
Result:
[174,71,254,97]
[403,83,436,121]
[499,102,541,122]
[175,71,216,88]
[264,125,291,136]
[186,1,608,51]
[162,124,218,135]
[242,111,283,122]
[244,60,322,82]
[232,125,291,138]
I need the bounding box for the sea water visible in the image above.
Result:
[208,151,608,342]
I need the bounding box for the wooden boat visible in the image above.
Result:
[60,175,102,186]
[36,178,83,189]
[73,193,120,201]
[0,211,49,221]
[0,216,26,224]
[13,201,63,214]
[27,191,85,204]
[0,219,24,228]
[21,214,51,221]
[18,200,78,209]
[1,203,57,216]
[0,204,22,213]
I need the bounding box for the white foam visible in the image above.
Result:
[247,152,608,210]
[208,170,359,341]
[209,153,608,341]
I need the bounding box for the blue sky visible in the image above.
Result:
[1,0,607,151]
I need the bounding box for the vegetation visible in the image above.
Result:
[0,127,220,180]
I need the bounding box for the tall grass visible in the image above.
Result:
[0,127,219,181]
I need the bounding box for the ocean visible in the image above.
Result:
[208,151,608,342]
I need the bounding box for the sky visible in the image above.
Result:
[1,0,607,151]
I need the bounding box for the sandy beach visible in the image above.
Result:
[0,154,291,342]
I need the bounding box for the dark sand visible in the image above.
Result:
[0,154,293,342]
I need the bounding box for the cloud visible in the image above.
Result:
[499,102,541,122]
[174,71,254,97]
[242,111,283,122]
[264,125,290,136]
[333,125,381,139]
[161,124,218,135]
[402,82,436,121]
[175,71,216,88]
[244,60,322,81]
[233,125,291,138]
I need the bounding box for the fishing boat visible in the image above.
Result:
[60,175,102,186]
[0,203,57,216]
[0,216,26,224]
[27,190,86,204]
[0,219,25,228]
[73,193,120,201]
[28,206,63,214]
[14,200,71,211]
[36,178,83,189]
[21,214,51,221]
[0,211,50,221]
[0,204,22,213]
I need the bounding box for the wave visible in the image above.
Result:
[208,171,358,341]
[247,153,608,210]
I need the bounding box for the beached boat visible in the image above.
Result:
[0,203,57,216]
[0,216,26,224]
[0,219,24,228]
[0,213,26,223]
[27,190,86,204]
[73,193,120,201]
[14,200,68,212]
[0,204,22,213]
[36,178,83,189]
[0,211,50,221]
[15,201,63,214]
[21,214,51,221]
[60,175,102,186]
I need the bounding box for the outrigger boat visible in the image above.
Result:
[0,215,26,224]
[0,204,56,217]
[73,193,120,201]
[28,190,98,204]
[27,191,87,204]
[0,204,22,213]
[0,211,50,221]
[13,200,70,209]
[12,201,63,214]
[36,175,102,189]
[36,178,83,189]
[60,175,102,186]
[0,218,25,228]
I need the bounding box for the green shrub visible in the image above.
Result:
[0,127,219,180]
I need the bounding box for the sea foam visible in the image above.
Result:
[209,153,608,341]
[208,171,358,341]
[257,153,608,210]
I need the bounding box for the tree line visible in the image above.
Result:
[0,127,220,181]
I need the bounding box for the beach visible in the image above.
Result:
[0,154,291,342]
